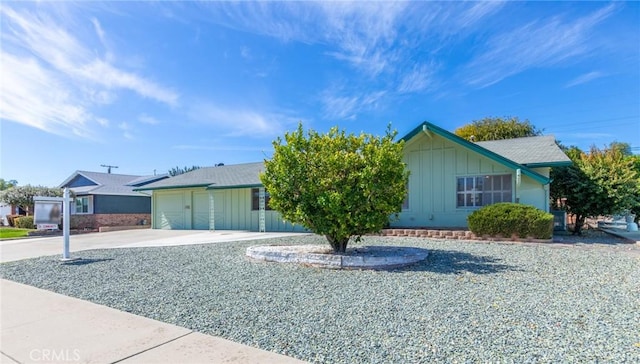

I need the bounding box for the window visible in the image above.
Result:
[74,196,92,214]
[456,174,512,208]
[251,188,272,211]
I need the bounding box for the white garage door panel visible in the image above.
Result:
[192,192,209,230]
[155,192,185,230]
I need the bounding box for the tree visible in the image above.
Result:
[261,124,409,253]
[551,146,638,234]
[168,165,201,176]
[454,116,542,141]
[0,179,17,191]
[0,185,63,216]
[609,141,632,157]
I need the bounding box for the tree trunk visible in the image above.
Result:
[573,214,586,235]
[326,235,350,253]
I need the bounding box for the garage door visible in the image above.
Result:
[155,192,185,229]
[192,191,210,230]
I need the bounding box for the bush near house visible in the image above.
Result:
[468,203,553,239]
[14,216,35,229]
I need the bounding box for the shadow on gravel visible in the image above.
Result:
[61,258,114,266]
[394,249,519,275]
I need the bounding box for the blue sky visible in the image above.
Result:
[1,1,639,187]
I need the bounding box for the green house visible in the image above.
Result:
[137,122,571,231]
[135,162,305,231]
[394,122,571,229]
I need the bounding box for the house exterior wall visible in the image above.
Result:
[93,195,151,214]
[393,133,548,228]
[67,175,96,187]
[152,187,303,231]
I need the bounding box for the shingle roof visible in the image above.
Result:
[135,162,265,191]
[475,135,572,167]
[60,171,166,196]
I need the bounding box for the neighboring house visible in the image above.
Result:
[59,171,168,229]
[0,203,17,226]
[135,163,305,232]
[137,121,571,232]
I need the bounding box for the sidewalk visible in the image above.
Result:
[1,279,305,364]
[600,227,640,244]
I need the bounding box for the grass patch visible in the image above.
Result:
[0,227,32,239]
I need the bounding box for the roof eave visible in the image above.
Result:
[206,183,264,190]
[133,183,212,192]
[524,161,573,168]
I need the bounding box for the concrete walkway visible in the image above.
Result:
[1,279,305,364]
[0,229,307,263]
[1,230,309,363]
[601,227,640,244]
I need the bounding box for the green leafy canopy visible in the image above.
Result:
[260,123,409,253]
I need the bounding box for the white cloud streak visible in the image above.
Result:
[321,90,386,120]
[464,4,617,88]
[188,102,299,138]
[0,5,178,138]
[565,71,605,88]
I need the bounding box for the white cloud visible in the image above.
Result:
[464,4,618,88]
[0,53,98,138]
[118,122,134,140]
[138,114,160,125]
[0,5,178,138]
[188,102,298,137]
[397,63,437,94]
[321,89,386,120]
[565,71,605,88]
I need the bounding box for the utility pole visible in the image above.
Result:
[100,164,119,174]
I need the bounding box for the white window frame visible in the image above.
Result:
[456,174,512,209]
[73,196,93,215]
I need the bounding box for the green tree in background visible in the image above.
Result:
[454,116,542,141]
[261,124,409,253]
[0,185,63,216]
[168,166,201,176]
[551,146,638,234]
[0,179,18,191]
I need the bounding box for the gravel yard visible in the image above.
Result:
[1,234,639,363]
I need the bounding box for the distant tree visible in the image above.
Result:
[627,154,640,223]
[454,116,543,141]
[168,166,201,176]
[261,124,409,253]
[0,185,63,216]
[609,141,632,157]
[0,179,18,191]
[551,146,638,234]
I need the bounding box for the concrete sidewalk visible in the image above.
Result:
[1,279,305,364]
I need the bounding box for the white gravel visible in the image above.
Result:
[1,234,639,363]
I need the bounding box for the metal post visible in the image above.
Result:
[62,188,71,260]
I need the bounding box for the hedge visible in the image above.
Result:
[467,203,553,239]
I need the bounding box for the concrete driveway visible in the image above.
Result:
[0,229,307,263]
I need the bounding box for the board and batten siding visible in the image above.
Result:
[152,187,303,231]
[393,133,549,229]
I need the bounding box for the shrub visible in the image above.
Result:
[467,203,553,239]
[14,216,35,229]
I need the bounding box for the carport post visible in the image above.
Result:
[62,188,71,260]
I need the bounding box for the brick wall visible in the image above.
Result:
[70,214,151,230]
[379,228,552,243]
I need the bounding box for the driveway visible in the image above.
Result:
[0,229,308,263]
